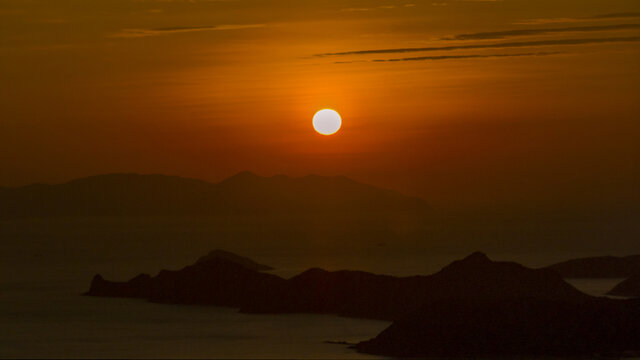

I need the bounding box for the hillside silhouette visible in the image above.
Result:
[0,172,430,218]
[356,253,640,357]
[83,251,601,319]
[86,250,640,357]
[357,295,640,357]
[240,252,586,319]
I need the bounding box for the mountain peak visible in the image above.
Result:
[195,249,273,271]
[290,268,332,283]
[463,251,490,263]
[437,251,497,275]
[453,251,491,265]
[224,171,262,182]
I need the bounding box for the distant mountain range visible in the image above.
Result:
[86,249,640,357]
[0,172,430,218]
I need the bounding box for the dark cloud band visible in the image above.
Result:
[317,36,640,57]
[446,23,640,40]
[371,51,559,62]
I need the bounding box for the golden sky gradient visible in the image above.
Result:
[1,0,639,211]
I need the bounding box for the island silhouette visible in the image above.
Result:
[86,250,640,357]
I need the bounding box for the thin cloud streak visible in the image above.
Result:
[110,24,266,38]
[371,51,560,62]
[334,51,560,64]
[593,12,640,19]
[445,23,640,40]
[316,36,640,57]
[515,12,640,25]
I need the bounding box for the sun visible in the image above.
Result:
[313,109,341,135]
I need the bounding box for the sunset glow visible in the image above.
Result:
[1,0,639,210]
[2,1,640,358]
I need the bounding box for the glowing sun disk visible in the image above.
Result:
[313,109,342,135]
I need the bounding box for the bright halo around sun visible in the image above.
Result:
[313,109,342,135]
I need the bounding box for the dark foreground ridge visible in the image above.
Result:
[608,273,640,297]
[86,250,640,357]
[544,254,640,278]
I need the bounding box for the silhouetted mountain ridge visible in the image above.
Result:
[423,251,586,301]
[87,256,286,306]
[0,172,430,218]
[87,250,592,318]
[356,295,640,357]
[86,250,640,356]
[195,249,273,271]
[356,252,640,357]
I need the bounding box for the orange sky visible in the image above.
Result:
[1,0,639,212]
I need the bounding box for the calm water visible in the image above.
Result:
[0,216,633,358]
[0,280,391,359]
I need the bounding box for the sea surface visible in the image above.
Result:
[0,216,632,359]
